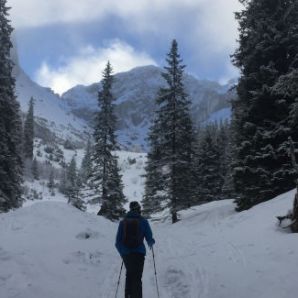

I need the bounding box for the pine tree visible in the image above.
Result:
[142,117,164,216]
[31,157,39,180]
[0,0,23,212]
[23,97,34,160]
[66,156,85,211]
[217,120,234,199]
[47,169,55,195]
[90,62,126,220]
[193,124,223,202]
[221,123,236,199]
[59,168,67,195]
[66,156,77,201]
[143,40,194,223]
[231,0,298,211]
[80,138,92,184]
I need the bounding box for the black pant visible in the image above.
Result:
[122,253,145,298]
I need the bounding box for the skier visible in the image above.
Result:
[115,201,155,298]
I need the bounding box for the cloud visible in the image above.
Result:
[8,0,190,28]
[9,0,241,34]
[195,0,242,53]
[35,40,157,95]
[10,0,243,85]
[219,63,240,85]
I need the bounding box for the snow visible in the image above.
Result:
[11,47,89,144]
[13,43,233,151]
[116,151,147,208]
[1,188,298,298]
[62,65,232,150]
[25,148,147,213]
[205,107,231,123]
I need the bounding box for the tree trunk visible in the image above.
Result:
[171,209,178,223]
[288,138,298,232]
[291,190,298,232]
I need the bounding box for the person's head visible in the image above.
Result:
[129,201,141,214]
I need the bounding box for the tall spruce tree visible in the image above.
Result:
[47,169,55,196]
[217,120,234,199]
[0,0,23,212]
[31,157,39,180]
[91,62,126,220]
[23,97,34,160]
[143,40,194,223]
[80,138,92,184]
[221,122,236,199]
[142,117,164,216]
[66,156,85,211]
[193,124,223,202]
[232,0,298,211]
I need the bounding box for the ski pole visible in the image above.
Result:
[115,261,123,298]
[152,247,160,298]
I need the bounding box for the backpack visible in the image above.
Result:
[122,218,143,248]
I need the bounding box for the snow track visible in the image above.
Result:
[1,190,298,298]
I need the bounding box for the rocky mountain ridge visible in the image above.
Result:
[13,43,234,151]
[62,65,234,150]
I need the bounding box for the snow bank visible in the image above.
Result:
[1,190,298,298]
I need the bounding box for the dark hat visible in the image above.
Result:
[129,201,141,213]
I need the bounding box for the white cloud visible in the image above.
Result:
[8,0,187,28]
[35,40,157,95]
[9,0,242,60]
[219,63,240,85]
[9,0,243,84]
[8,0,241,33]
[195,0,242,53]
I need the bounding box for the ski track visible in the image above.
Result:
[2,192,298,298]
[0,202,220,298]
[152,222,210,298]
[226,242,247,268]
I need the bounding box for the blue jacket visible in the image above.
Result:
[115,211,155,256]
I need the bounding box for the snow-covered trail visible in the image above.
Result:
[1,190,298,298]
[150,201,236,298]
[153,191,298,298]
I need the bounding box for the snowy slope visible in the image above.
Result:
[1,189,298,298]
[205,107,232,123]
[11,43,89,146]
[116,151,147,208]
[15,67,88,143]
[25,146,147,212]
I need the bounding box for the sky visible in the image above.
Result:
[8,0,242,95]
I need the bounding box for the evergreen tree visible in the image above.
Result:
[59,168,67,195]
[0,0,23,212]
[143,40,194,223]
[231,0,298,211]
[23,97,34,160]
[66,156,77,201]
[47,169,55,196]
[221,123,236,199]
[80,138,92,184]
[217,120,234,199]
[193,124,223,202]
[90,62,126,220]
[191,122,233,204]
[31,157,39,180]
[66,156,85,211]
[142,117,164,216]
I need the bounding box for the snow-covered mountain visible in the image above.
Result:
[13,42,234,151]
[62,65,235,150]
[1,187,297,298]
[12,45,89,148]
